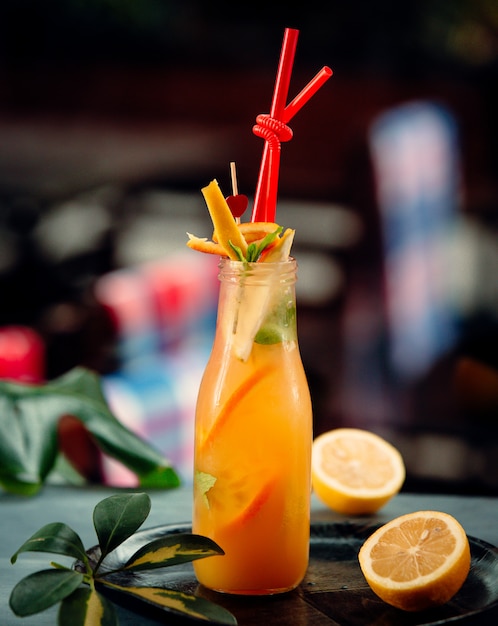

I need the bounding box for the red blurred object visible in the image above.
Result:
[0,325,45,383]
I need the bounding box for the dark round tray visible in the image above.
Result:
[90,521,498,625]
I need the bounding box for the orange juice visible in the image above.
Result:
[193,258,312,594]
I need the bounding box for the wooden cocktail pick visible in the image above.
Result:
[226,161,248,223]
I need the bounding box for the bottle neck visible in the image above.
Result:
[218,258,297,287]
[215,259,298,361]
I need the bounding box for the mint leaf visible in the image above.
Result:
[195,470,217,508]
[228,241,245,261]
[254,325,283,345]
[246,242,258,262]
[251,226,283,261]
[229,227,283,262]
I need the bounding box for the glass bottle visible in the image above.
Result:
[192,257,312,594]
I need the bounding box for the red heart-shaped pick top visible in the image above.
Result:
[226,194,249,219]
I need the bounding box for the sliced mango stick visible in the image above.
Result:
[201,180,248,260]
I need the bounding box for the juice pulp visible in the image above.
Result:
[193,306,312,594]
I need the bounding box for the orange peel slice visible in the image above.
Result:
[186,234,225,256]
[237,222,281,243]
[198,364,276,453]
[211,222,281,245]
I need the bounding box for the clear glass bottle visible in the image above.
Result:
[193,257,312,594]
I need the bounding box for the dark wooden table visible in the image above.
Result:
[1,486,497,625]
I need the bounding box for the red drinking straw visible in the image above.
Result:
[251,29,333,223]
[252,28,299,223]
[283,66,333,123]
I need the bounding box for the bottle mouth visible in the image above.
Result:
[218,257,297,285]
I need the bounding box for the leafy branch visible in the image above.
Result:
[10,492,237,625]
[0,367,180,496]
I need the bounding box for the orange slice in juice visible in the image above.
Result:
[198,365,276,452]
[196,467,276,533]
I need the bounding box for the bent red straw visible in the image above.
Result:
[252,28,298,223]
[283,66,333,123]
[251,29,332,223]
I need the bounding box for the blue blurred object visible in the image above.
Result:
[370,101,461,381]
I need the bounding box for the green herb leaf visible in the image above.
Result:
[122,533,224,572]
[246,242,258,262]
[11,522,88,565]
[254,324,283,345]
[58,587,117,626]
[9,569,84,616]
[251,226,283,261]
[228,240,246,261]
[93,493,151,562]
[254,302,297,345]
[228,227,284,263]
[0,367,180,496]
[101,582,237,625]
[195,470,217,508]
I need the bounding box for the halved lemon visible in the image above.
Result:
[311,428,405,515]
[358,510,471,611]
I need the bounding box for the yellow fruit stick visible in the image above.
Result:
[201,180,248,260]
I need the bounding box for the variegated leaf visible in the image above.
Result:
[101,581,237,624]
[58,587,117,626]
[122,533,224,572]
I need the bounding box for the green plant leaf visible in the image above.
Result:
[11,522,88,565]
[0,367,180,496]
[9,569,84,616]
[101,581,237,625]
[58,587,117,626]
[93,493,151,561]
[121,533,224,572]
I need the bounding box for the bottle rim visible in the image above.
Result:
[217,257,297,284]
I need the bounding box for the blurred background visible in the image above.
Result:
[1,0,497,492]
